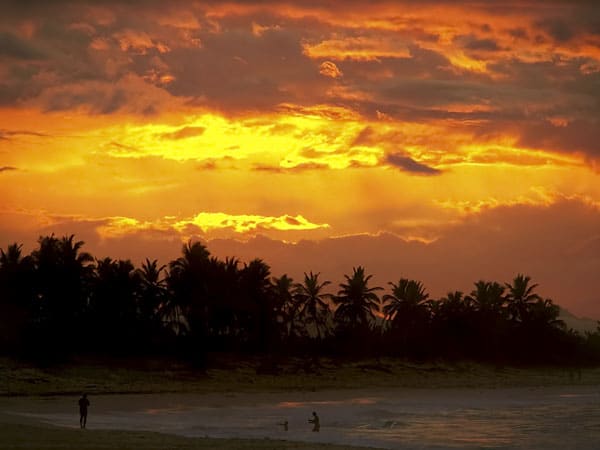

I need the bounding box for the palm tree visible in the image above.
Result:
[334,266,382,332]
[380,278,429,355]
[0,243,35,350]
[136,258,167,337]
[467,280,506,316]
[528,298,565,330]
[169,241,211,280]
[382,278,429,326]
[31,234,94,352]
[294,272,332,340]
[0,243,26,269]
[89,257,139,349]
[272,274,303,340]
[466,280,508,358]
[239,258,273,351]
[505,274,541,323]
[0,243,35,307]
[431,291,470,323]
[205,256,240,342]
[431,291,475,357]
[167,241,211,338]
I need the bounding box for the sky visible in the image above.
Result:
[1,1,599,316]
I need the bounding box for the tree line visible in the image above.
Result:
[1,234,599,365]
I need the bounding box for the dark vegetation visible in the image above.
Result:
[1,234,599,366]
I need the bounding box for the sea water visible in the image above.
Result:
[4,386,600,449]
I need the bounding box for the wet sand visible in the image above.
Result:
[2,385,600,449]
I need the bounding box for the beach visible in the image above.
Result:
[3,383,600,449]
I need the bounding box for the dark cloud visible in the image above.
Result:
[351,126,376,147]
[337,44,455,85]
[108,141,139,153]
[163,25,329,111]
[42,85,128,114]
[456,34,501,52]
[285,216,301,226]
[377,78,492,108]
[517,119,600,158]
[0,129,48,139]
[253,161,329,172]
[0,1,598,162]
[0,32,44,60]
[536,18,574,43]
[0,83,21,105]
[0,166,18,172]
[384,153,441,175]
[160,126,205,140]
[195,156,238,171]
[506,27,528,40]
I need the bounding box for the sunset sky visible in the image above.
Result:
[1,1,599,316]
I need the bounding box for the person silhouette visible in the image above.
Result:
[308,411,320,432]
[78,393,90,429]
[279,419,289,431]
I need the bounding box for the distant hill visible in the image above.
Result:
[559,308,599,334]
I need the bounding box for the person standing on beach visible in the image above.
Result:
[78,393,90,428]
[308,411,320,432]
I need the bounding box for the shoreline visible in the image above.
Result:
[0,421,381,450]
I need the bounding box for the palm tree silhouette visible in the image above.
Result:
[380,278,429,356]
[240,258,273,351]
[433,291,469,320]
[334,266,382,331]
[134,258,168,344]
[137,258,167,324]
[466,280,508,358]
[31,234,94,352]
[382,278,429,326]
[505,274,541,323]
[167,241,212,362]
[0,243,35,307]
[205,256,240,344]
[0,243,35,350]
[467,280,506,316]
[272,274,304,341]
[431,291,475,357]
[90,257,139,349]
[527,298,565,329]
[0,243,26,268]
[294,272,332,340]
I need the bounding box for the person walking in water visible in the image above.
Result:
[308,411,320,432]
[78,393,90,429]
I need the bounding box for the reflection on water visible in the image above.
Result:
[278,397,377,408]
[5,386,600,449]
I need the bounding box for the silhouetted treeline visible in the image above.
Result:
[1,234,599,365]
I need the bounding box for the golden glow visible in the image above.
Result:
[96,213,329,239]
[178,212,329,233]
[1,101,597,246]
[304,37,411,61]
[95,106,379,170]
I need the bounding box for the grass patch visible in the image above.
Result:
[0,356,598,397]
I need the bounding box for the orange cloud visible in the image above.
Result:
[319,61,343,78]
[96,212,329,239]
[305,36,411,61]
